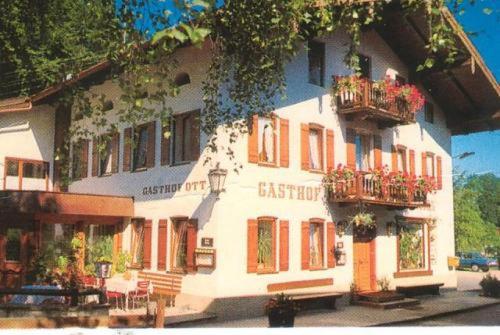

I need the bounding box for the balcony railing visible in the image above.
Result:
[326,171,428,209]
[334,77,418,126]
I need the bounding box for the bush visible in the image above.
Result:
[479,273,500,298]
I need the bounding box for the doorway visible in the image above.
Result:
[353,226,376,292]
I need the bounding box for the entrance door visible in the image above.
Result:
[353,228,376,292]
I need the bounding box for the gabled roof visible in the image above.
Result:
[1,4,498,135]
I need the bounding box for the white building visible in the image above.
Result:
[0,8,498,319]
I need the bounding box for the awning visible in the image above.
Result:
[0,190,134,218]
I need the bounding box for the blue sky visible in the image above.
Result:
[450,0,499,176]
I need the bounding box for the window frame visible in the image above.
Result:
[426,152,435,178]
[308,40,325,87]
[255,216,277,274]
[394,216,432,278]
[424,102,434,124]
[308,123,324,173]
[257,116,278,167]
[132,124,150,171]
[129,218,145,269]
[171,110,200,165]
[309,219,325,270]
[355,132,373,171]
[72,140,85,180]
[98,134,114,177]
[3,157,49,191]
[170,217,189,273]
[395,145,408,173]
[358,54,371,80]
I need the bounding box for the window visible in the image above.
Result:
[72,140,86,179]
[308,40,325,86]
[5,158,49,190]
[395,75,406,86]
[396,146,407,172]
[308,127,323,171]
[6,160,18,176]
[172,110,200,164]
[426,153,435,178]
[398,220,426,271]
[424,102,434,124]
[309,222,324,268]
[133,125,149,170]
[98,135,113,176]
[130,219,145,268]
[171,219,188,271]
[40,223,75,269]
[257,220,275,271]
[355,134,372,171]
[258,117,275,164]
[359,54,371,79]
[5,228,22,262]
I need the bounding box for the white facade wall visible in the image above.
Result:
[0,106,55,191]
[69,29,456,302]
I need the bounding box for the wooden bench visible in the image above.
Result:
[396,283,444,297]
[137,272,183,296]
[291,292,343,310]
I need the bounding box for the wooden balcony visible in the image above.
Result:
[335,78,417,127]
[326,172,428,209]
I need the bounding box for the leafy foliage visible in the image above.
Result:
[479,273,500,298]
[454,173,500,254]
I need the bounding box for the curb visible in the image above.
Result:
[371,300,500,326]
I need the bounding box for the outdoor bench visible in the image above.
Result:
[396,283,444,297]
[291,292,343,310]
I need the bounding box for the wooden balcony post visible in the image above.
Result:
[356,174,363,198]
[362,80,369,107]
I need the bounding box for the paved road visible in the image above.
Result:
[457,269,500,291]
[400,304,500,326]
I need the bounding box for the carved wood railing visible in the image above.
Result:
[335,78,416,123]
[326,172,427,208]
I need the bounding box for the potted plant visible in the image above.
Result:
[95,256,113,279]
[265,293,299,327]
[331,75,362,106]
[350,212,376,235]
[371,76,395,110]
[323,164,355,197]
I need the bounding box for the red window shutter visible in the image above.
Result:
[409,149,415,176]
[248,115,259,163]
[327,222,336,268]
[157,220,168,271]
[436,155,442,189]
[326,129,334,172]
[186,219,198,273]
[391,145,398,172]
[301,123,310,170]
[146,121,156,168]
[373,135,382,169]
[143,220,152,269]
[190,111,200,161]
[346,128,356,169]
[161,125,170,166]
[301,221,310,270]
[279,118,289,167]
[81,139,89,178]
[111,133,120,174]
[247,219,258,273]
[92,138,99,177]
[123,127,132,172]
[421,152,427,177]
[279,220,289,271]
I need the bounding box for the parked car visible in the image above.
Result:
[457,252,498,272]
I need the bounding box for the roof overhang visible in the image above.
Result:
[0,190,134,218]
[375,4,499,135]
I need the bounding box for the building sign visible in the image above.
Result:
[201,238,214,247]
[258,182,322,201]
[141,180,207,196]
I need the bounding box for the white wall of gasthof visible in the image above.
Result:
[69,29,456,301]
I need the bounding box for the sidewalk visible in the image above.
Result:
[190,291,499,327]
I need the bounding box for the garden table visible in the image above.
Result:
[105,277,152,310]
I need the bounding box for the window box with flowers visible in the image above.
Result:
[331,76,363,107]
[323,164,356,198]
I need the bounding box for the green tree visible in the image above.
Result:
[465,173,500,227]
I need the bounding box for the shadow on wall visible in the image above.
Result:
[0,191,59,214]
